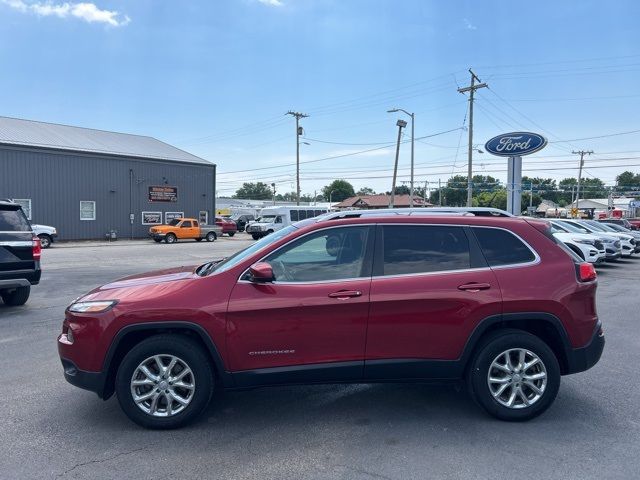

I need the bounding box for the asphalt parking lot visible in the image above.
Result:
[1,237,639,479]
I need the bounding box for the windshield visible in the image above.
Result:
[255,215,276,223]
[605,223,627,232]
[558,221,590,233]
[583,221,608,232]
[168,219,181,226]
[210,225,297,274]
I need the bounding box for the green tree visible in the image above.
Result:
[233,182,273,200]
[616,171,640,195]
[522,177,559,204]
[322,180,356,202]
[385,185,410,195]
[356,186,376,196]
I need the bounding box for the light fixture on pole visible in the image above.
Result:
[388,108,415,206]
[329,189,338,204]
[390,119,408,208]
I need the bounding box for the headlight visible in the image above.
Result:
[68,300,117,313]
[572,238,594,245]
[52,228,57,234]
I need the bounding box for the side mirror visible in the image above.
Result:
[248,262,274,283]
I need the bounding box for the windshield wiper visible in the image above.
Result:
[197,258,226,276]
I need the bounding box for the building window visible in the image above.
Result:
[80,201,96,221]
[13,199,32,220]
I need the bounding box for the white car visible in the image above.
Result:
[548,222,605,264]
[245,206,329,240]
[578,220,636,257]
[31,224,58,248]
[551,220,621,261]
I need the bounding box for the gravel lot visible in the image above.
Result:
[1,237,639,479]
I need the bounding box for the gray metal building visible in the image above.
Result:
[0,116,216,240]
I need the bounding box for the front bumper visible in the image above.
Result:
[60,357,108,399]
[149,232,167,240]
[565,322,605,375]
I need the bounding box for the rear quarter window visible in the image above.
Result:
[0,208,31,231]
[473,227,536,266]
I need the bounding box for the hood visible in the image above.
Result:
[81,265,198,301]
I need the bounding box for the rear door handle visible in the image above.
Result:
[458,283,491,292]
[328,290,362,299]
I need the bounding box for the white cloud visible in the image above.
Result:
[463,18,477,30]
[1,0,130,26]
[257,0,283,7]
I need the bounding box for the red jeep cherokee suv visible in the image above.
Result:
[58,210,604,429]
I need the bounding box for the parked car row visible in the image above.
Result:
[549,218,640,264]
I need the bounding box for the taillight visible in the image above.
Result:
[32,236,41,261]
[578,262,596,282]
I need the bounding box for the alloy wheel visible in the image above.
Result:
[487,348,547,409]
[130,354,195,417]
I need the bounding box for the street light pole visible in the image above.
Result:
[286,111,309,206]
[390,119,407,208]
[388,108,415,206]
[329,189,337,204]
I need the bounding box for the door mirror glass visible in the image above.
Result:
[248,262,274,283]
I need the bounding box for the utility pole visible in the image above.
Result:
[438,178,442,206]
[529,182,534,209]
[286,111,309,206]
[423,179,429,207]
[389,119,407,208]
[458,69,488,207]
[572,150,593,216]
[271,182,276,206]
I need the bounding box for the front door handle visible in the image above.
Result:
[458,282,491,292]
[328,290,362,299]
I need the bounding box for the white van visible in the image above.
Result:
[245,206,329,239]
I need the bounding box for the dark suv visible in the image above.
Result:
[0,200,41,306]
[58,210,604,428]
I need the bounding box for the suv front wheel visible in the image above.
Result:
[115,335,214,429]
[467,329,560,421]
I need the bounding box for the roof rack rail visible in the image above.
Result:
[317,207,513,222]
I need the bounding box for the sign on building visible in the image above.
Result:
[149,186,178,203]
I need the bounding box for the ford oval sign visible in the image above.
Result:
[484,132,547,157]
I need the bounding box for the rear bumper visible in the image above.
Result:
[565,322,605,375]
[0,267,41,287]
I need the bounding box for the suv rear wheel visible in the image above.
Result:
[115,335,214,429]
[1,286,31,306]
[467,329,560,421]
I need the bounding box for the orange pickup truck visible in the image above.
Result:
[148,218,223,244]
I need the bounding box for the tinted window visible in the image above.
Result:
[0,208,31,231]
[473,228,536,266]
[290,210,299,221]
[264,226,369,282]
[298,210,308,220]
[181,221,192,227]
[382,225,470,275]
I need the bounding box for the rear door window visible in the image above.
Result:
[0,208,31,231]
[473,227,536,266]
[381,225,471,275]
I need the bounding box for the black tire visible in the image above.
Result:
[466,329,560,421]
[1,286,31,306]
[205,232,217,242]
[228,232,235,237]
[153,239,162,243]
[266,230,274,235]
[195,238,203,242]
[251,234,260,240]
[165,233,177,244]
[115,335,214,429]
[38,234,52,249]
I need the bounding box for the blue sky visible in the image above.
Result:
[1,0,639,197]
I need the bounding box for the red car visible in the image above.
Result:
[215,216,237,236]
[58,210,604,429]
